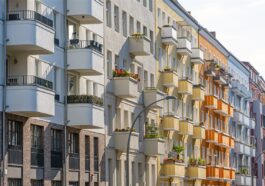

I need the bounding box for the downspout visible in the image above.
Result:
[63,0,68,185]
[1,0,7,185]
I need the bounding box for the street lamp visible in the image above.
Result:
[251,150,265,186]
[125,95,176,186]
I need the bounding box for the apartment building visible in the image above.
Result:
[228,56,255,186]
[243,61,265,186]
[199,30,235,186]
[0,0,105,185]
[104,0,160,186]
[155,0,206,186]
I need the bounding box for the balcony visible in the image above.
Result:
[236,175,251,186]
[113,77,138,98]
[178,78,193,95]
[143,138,165,156]
[7,11,54,54]
[214,99,229,116]
[230,137,235,148]
[179,119,193,135]
[250,118,255,129]
[193,126,205,139]
[192,85,205,101]
[204,95,218,109]
[187,166,206,180]
[161,70,178,88]
[231,80,252,98]
[67,95,104,129]
[220,168,232,180]
[218,133,230,148]
[67,40,103,75]
[161,25,178,46]
[143,88,165,108]
[206,166,220,179]
[6,75,55,117]
[228,104,234,117]
[191,48,204,64]
[129,35,150,56]
[205,69,216,77]
[213,75,227,85]
[162,115,180,131]
[206,129,219,144]
[67,0,103,24]
[162,162,185,178]
[114,131,139,152]
[177,37,192,56]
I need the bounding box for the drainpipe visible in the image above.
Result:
[63,0,68,185]
[1,0,7,185]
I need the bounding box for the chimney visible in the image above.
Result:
[187,11,191,15]
[210,31,216,38]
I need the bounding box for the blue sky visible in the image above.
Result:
[178,0,265,76]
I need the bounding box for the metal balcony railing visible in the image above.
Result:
[68,39,103,53]
[7,10,53,28]
[31,148,44,167]
[7,75,53,90]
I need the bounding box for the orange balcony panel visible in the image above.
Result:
[230,169,235,180]
[206,166,220,179]
[228,104,234,117]
[229,137,235,148]
[206,129,218,144]
[223,168,231,180]
[215,100,229,116]
[218,133,230,148]
[204,95,218,109]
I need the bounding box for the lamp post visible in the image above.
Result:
[251,150,265,186]
[125,96,176,186]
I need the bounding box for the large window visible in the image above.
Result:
[31,125,44,167]
[69,132,79,170]
[51,129,62,168]
[31,180,43,186]
[122,11,127,37]
[8,120,23,164]
[106,1,111,27]
[94,137,99,172]
[114,5,119,32]
[8,178,22,186]
[107,50,112,78]
[85,136,90,171]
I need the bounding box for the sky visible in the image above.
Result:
[178,0,265,76]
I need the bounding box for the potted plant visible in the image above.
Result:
[172,145,184,160]
[189,157,197,166]
[198,158,206,166]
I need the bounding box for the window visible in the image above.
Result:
[8,178,22,186]
[122,59,127,69]
[52,181,62,186]
[106,1,111,27]
[114,5,119,32]
[150,74,154,87]
[108,105,113,134]
[107,50,112,78]
[143,0,147,7]
[144,71,148,88]
[69,133,79,170]
[108,159,113,186]
[31,125,44,167]
[122,11,127,37]
[85,136,90,171]
[143,26,147,36]
[149,0,153,12]
[150,30,154,54]
[8,119,22,147]
[129,16,134,35]
[51,129,62,168]
[157,8,161,27]
[31,180,43,186]
[69,182,79,186]
[136,21,141,33]
[94,137,99,172]
[115,55,119,69]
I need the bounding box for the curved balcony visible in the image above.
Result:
[67,95,104,129]
[179,119,193,135]
[161,25,178,46]
[129,35,150,56]
[177,37,192,56]
[192,84,205,101]
[143,138,165,156]
[204,95,218,109]
[236,174,251,185]
[67,40,103,75]
[193,126,205,139]
[188,166,206,180]
[206,166,220,180]
[161,70,178,88]
[161,162,185,178]
[218,133,231,148]
[113,77,138,98]
[6,75,55,117]
[114,131,139,152]
[143,88,165,108]
[67,0,103,24]
[214,99,229,116]
[178,77,193,95]
[206,129,219,144]
[7,11,54,54]
[191,48,204,64]
[162,114,180,131]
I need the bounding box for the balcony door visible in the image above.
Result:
[68,75,77,95]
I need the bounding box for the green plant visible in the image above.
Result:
[198,158,206,166]
[115,127,136,132]
[131,32,145,39]
[240,168,248,175]
[67,95,103,106]
[189,157,197,165]
[113,69,140,81]
[144,125,163,139]
[172,145,184,160]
